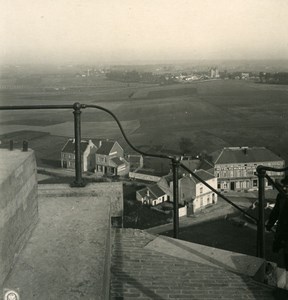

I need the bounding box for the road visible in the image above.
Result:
[146,196,255,235]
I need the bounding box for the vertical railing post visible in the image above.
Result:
[71,102,86,187]
[9,140,13,151]
[172,157,180,239]
[22,140,28,152]
[257,166,266,258]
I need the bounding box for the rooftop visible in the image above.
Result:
[191,169,215,184]
[2,181,288,299]
[96,140,117,155]
[61,138,90,154]
[111,156,125,167]
[2,149,288,299]
[111,229,287,300]
[211,147,284,165]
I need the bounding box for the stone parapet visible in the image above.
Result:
[0,149,38,286]
[4,182,123,299]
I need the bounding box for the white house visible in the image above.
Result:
[189,169,218,213]
[61,139,97,172]
[157,168,217,214]
[94,140,129,176]
[136,185,169,206]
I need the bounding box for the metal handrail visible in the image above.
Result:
[3,102,285,259]
[0,103,181,237]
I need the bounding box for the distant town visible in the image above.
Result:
[1,60,288,90]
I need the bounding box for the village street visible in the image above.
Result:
[146,196,255,235]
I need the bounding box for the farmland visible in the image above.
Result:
[0,77,288,170]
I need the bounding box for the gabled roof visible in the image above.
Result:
[161,173,173,184]
[149,185,166,198]
[210,147,283,165]
[111,157,125,167]
[96,140,122,155]
[180,159,201,173]
[137,189,148,198]
[90,138,103,148]
[96,140,117,155]
[192,169,215,184]
[198,159,214,170]
[62,139,89,154]
[137,185,166,201]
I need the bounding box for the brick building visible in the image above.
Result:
[209,147,285,192]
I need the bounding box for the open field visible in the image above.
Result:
[1,79,288,169]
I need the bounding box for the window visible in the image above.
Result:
[200,197,203,206]
[253,180,258,187]
[200,187,203,194]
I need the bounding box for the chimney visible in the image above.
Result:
[22,140,28,152]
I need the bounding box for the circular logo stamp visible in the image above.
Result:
[4,290,20,300]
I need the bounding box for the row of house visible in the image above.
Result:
[61,139,130,176]
[136,169,218,214]
[61,140,284,213]
[135,146,285,214]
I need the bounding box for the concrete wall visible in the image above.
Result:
[178,206,187,217]
[129,172,161,182]
[0,149,38,286]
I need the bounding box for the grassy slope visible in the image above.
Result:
[0,79,287,167]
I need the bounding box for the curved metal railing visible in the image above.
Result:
[1,102,286,260]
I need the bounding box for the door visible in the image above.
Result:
[230,182,235,191]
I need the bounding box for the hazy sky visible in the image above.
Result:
[1,0,288,64]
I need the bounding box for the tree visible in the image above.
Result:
[179,137,194,156]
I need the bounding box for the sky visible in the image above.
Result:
[1,0,288,64]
